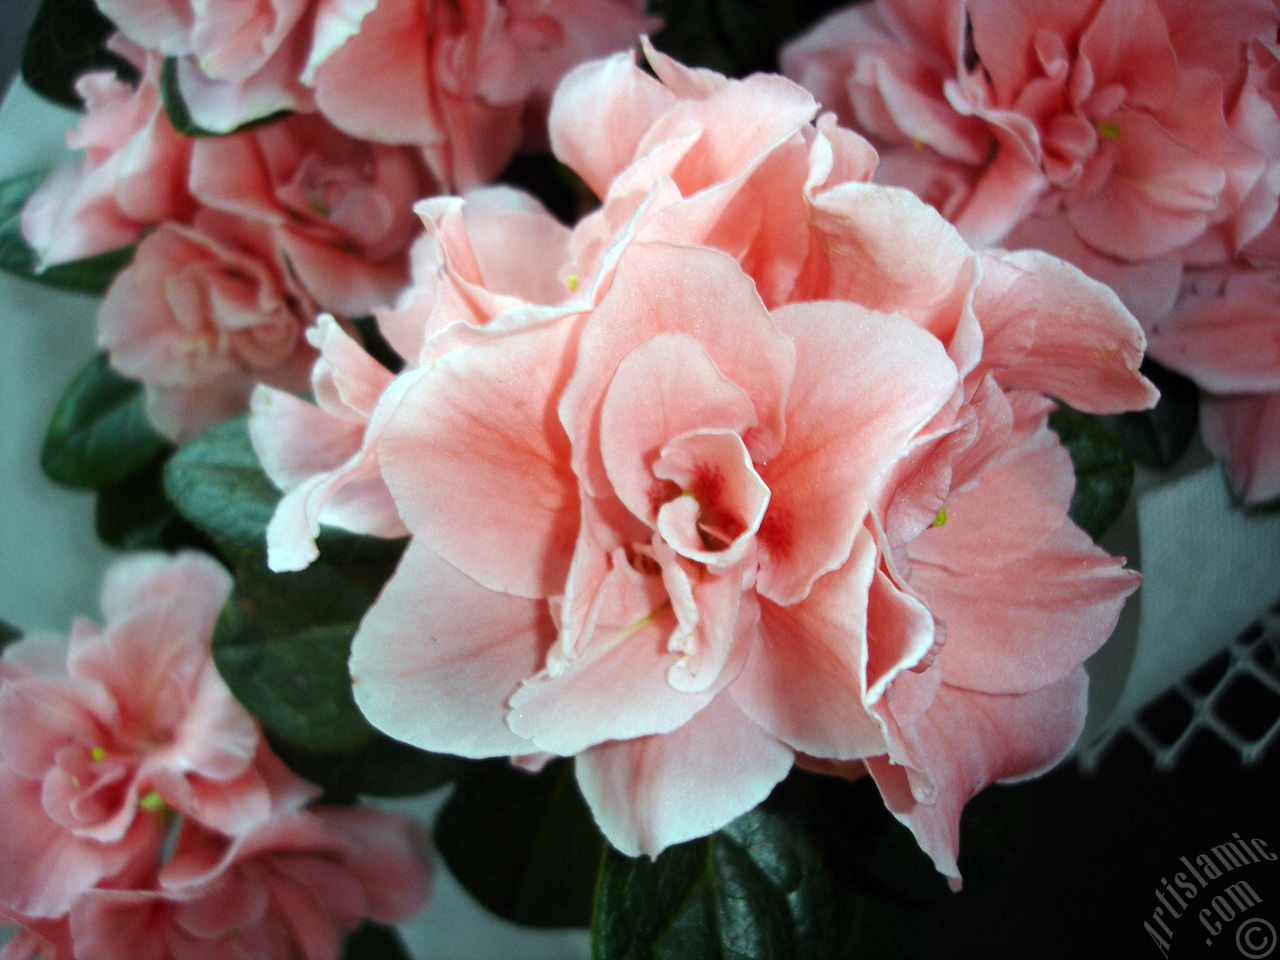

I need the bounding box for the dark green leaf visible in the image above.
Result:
[21,0,138,109]
[95,455,182,549]
[215,620,373,751]
[42,353,169,489]
[213,555,376,752]
[340,922,412,960]
[212,561,455,797]
[0,170,45,279]
[268,731,465,800]
[0,620,23,653]
[1096,360,1199,469]
[164,415,404,565]
[795,772,1031,907]
[436,758,606,929]
[592,800,837,960]
[1048,406,1135,540]
[40,247,135,295]
[160,57,292,137]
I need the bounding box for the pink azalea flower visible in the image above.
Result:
[309,0,657,188]
[97,210,318,442]
[0,553,318,919]
[342,50,1157,882]
[188,113,433,317]
[21,44,193,271]
[782,0,1276,257]
[67,808,429,960]
[92,0,381,132]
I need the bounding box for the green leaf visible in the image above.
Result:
[340,922,412,960]
[436,758,606,929]
[1048,406,1135,540]
[796,772,1030,906]
[164,415,404,565]
[1095,360,1200,470]
[212,563,377,752]
[267,731,464,800]
[592,801,838,960]
[95,455,182,549]
[0,620,23,653]
[215,621,374,752]
[21,0,138,109]
[212,561,457,797]
[41,353,169,489]
[160,57,292,137]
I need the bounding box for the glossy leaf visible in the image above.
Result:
[213,559,455,797]
[159,57,292,137]
[95,455,182,549]
[164,415,405,565]
[340,922,413,960]
[21,0,137,109]
[436,759,606,929]
[41,353,169,489]
[268,731,465,801]
[1049,407,1135,540]
[592,800,837,960]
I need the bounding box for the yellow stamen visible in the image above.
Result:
[1097,121,1121,141]
[139,790,166,813]
[566,273,580,292]
[90,746,107,762]
[931,507,948,528]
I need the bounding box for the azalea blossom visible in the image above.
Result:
[781,0,1276,258]
[0,552,431,959]
[21,44,193,271]
[92,0,656,187]
[315,49,1159,882]
[783,0,1280,503]
[0,552,317,919]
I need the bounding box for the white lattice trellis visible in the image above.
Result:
[1078,603,1280,772]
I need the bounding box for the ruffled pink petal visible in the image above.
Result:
[599,332,758,526]
[576,690,793,857]
[507,553,743,755]
[561,242,795,498]
[867,670,1088,886]
[376,317,581,599]
[974,249,1158,412]
[911,424,1139,695]
[1202,389,1280,504]
[349,543,551,758]
[755,300,957,605]
[732,529,886,760]
[1148,270,1280,394]
[550,51,676,198]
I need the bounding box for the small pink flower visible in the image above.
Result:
[345,52,1156,880]
[67,808,429,960]
[92,0,383,132]
[782,0,1276,260]
[97,210,318,441]
[21,45,193,270]
[189,113,433,316]
[310,0,657,188]
[0,553,317,919]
